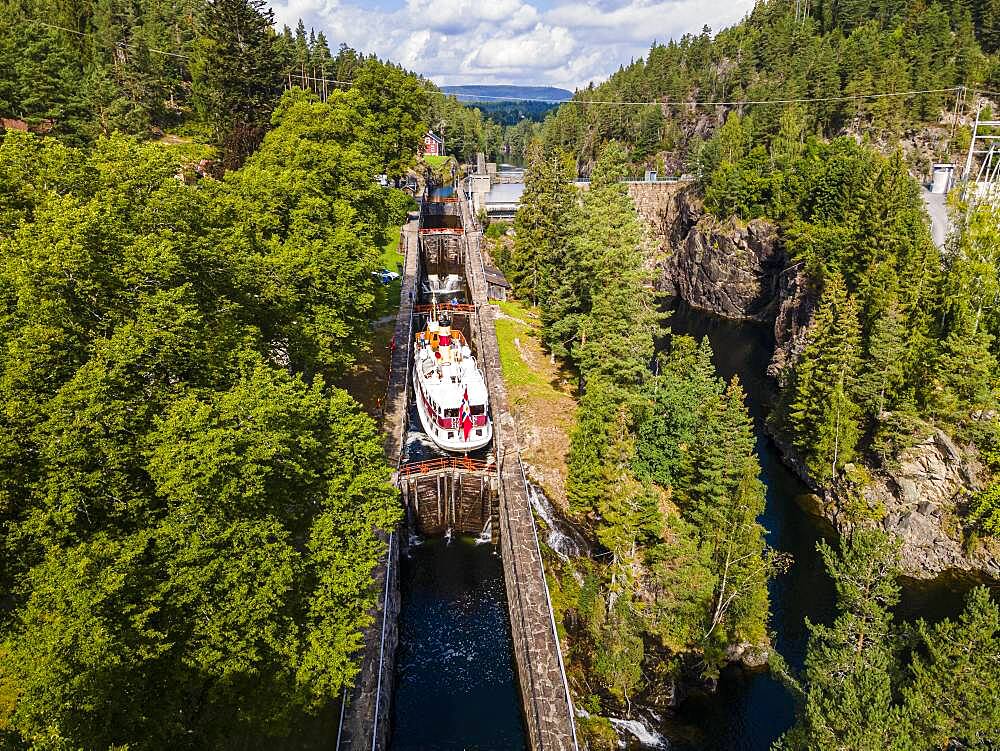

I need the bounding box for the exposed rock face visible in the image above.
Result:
[810,430,1000,580]
[630,183,999,583]
[631,182,786,321]
[768,265,815,379]
[629,182,811,375]
[660,215,784,320]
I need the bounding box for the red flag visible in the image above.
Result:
[460,387,473,440]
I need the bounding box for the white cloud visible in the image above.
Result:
[546,0,736,43]
[470,24,575,70]
[268,0,755,89]
[405,0,540,32]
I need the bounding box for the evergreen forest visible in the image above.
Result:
[498,0,1000,747]
[543,0,1000,169]
[0,0,509,166]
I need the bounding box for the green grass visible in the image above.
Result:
[155,134,216,164]
[374,228,405,318]
[497,300,531,320]
[423,154,450,167]
[493,301,564,401]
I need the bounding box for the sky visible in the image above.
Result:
[269,0,756,91]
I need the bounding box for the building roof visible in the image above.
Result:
[484,266,512,289]
[425,131,444,144]
[484,182,524,205]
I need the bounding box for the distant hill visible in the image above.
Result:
[440,85,574,125]
[440,85,573,103]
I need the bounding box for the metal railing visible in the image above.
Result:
[398,456,493,477]
[412,302,477,314]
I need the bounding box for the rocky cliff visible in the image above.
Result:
[630,181,999,582]
[629,181,812,377]
[632,182,785,321]
[807,430,1000,580]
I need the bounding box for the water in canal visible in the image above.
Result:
[387,297,975,751]
[389,536,527,750]
[660,302,976,751]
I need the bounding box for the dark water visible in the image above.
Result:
[662,303,836,750]
[389,537,527,750]
[659,302,984,751]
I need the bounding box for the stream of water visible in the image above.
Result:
[653,302,975,750]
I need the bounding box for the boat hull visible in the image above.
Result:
[412,367,493,453]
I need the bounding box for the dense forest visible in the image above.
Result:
[498,141,775,740]
[542,0,1000,171]
[460,99,559,126]
[500,0,1000,747]
[441,85,570,126]
[0,0,510,165]
[2,0,999,747]
[0,1,442,747]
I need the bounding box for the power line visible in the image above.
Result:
[286,73,353,87]
[453,86,965,107]
[27,18,190,58]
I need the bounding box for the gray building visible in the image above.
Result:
[483,182,524,219]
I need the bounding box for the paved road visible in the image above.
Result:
[921,189,950,248]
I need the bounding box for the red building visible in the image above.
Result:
[421,131,444,156]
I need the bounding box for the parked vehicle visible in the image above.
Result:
[373,269,401,284]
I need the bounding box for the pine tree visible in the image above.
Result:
[548,141,658,385]
[509,141,573,305]
[778,528,902,751]
[858,293,908,418]
[190,0,284,168]
[982,0,1000,53]
[930,317,999,424]
[688,377,770,648]
[900,586,1000,748]
[636,335,723,487]
[786,274,863,482]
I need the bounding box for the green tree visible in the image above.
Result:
[900,586,1000,748]
[351,59,427,178]
[784,274,863,482]
[190,0,284,168]
[688,377,770,650]
[508,140,574,305]
[778,528,902,751]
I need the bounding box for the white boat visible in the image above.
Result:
[412,311,492,452]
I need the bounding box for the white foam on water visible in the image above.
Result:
[527,483,582,559]
[609,717,669,749]
[475,517,493,544]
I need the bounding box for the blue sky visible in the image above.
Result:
[269,0,755,90]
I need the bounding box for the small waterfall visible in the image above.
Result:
[609,717,669,749]
[527,483,588,559]
[475,517,493,545]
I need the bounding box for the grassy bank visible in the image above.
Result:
[493,300,577,510]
